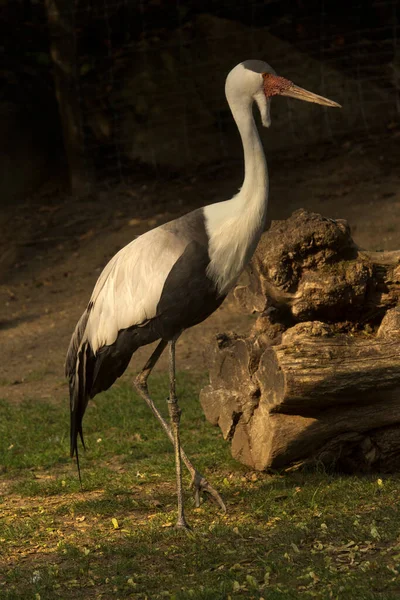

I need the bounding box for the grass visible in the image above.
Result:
[1,372,400,599]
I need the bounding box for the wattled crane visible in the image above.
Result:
[66,60,340,529]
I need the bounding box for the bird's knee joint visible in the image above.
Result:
[168,398,181,424]
[135,375,148,392]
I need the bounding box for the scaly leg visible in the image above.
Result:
[133,340,226,512]
[167,339,189,528]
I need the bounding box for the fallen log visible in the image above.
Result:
[200,210,400,472]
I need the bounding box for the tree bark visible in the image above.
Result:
[45,0,93,195]
[201,210,400,472]
[234,211,400,323]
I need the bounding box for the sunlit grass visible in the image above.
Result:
[1,373,400,599]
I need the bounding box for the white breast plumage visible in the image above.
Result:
[204,190,267,295]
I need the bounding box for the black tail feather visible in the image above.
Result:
[69,342,93,486]
[75,438,83,489]
[67,321,153,485]
[66,305,93,484]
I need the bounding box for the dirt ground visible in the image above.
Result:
[1,132,399,404]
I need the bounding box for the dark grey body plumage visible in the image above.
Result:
[66,207,225,457]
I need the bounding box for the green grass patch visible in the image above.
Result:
[1,372,400,599]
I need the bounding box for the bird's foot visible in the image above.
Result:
[175,517,192,531]
[191,471,226,512]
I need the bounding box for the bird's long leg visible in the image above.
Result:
[167,339,189,529]
[133,340,226,512]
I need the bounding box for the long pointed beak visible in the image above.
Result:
[280,83,341,108]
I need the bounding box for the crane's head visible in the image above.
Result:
[225,60,341,128]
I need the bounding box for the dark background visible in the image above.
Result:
[1,0,399,198]
[0,0,399,401]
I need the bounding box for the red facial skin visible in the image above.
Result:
[262,72,293,97]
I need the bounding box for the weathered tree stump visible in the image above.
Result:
[200,210,400,472]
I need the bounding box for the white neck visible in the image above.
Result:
[204,95,269,295]
[231,98,269,205]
